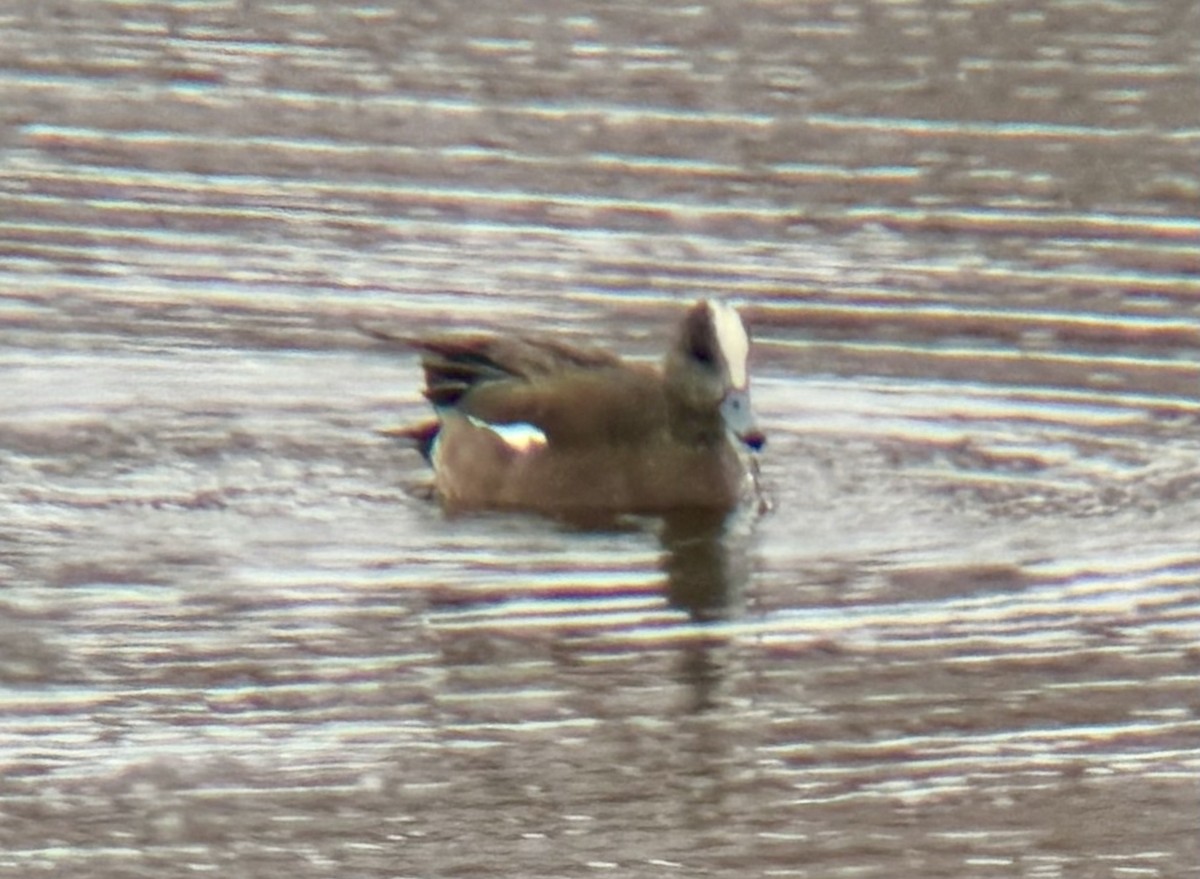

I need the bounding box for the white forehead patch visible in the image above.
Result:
[709,300,749,389]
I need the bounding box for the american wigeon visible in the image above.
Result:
[383,299,764,518]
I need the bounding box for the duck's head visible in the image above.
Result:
[664,299,765,451]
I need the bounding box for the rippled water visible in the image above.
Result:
[2,1,1199,877]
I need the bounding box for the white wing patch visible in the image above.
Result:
[469,416,548,453]
[709,300,749,389]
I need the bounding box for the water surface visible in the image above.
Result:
[1,1,1199,877]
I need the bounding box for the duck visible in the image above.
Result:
[379,299,765,519]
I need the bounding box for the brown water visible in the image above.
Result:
[2,2,1199,877]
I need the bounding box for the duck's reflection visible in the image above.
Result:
[557,503,755,618]
[675,638,727,713]
[659,508,751,621]
[656,507,759,712]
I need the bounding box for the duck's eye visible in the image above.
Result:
[689,338,719,368]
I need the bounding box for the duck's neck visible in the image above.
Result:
[663,358,726,447]
[666,401,726,447]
